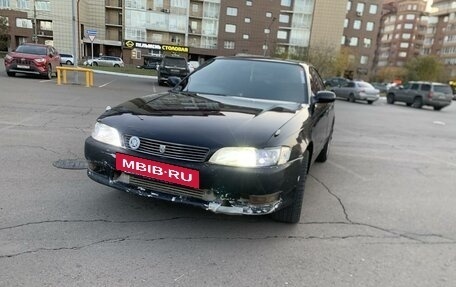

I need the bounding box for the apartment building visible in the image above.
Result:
[375,0,428,71]
[1,0,347,67]
[341,0,382,80]
[428,0,456,77]
[0,9,32,50]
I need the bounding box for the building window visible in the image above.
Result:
[246,1,252,6]
[224,41,235,49]
[399,51,407,57]
[406,14,415,20]
[243,34,249,39]
[353,20,361,30]
[152,33,163,43]
[225,24,236,33]
[277,30,288,40]
[245,17,251,23]
[40,20,52,31]
[36,0,50,10]
[366,22,374,31]
[396,24,401,29]
[192,4,198,12]
[369,4,377,14]
[402,33,411,39]
[360,56,368,64]
[363,38,371,48]
[0,15,8,26]
[404,23,413,29]
[347,1,352,11]
[266,12,272,18]
[0,0,10,8]
[281,0,291,7]
[16,0,29,9]
[16,18,33,28]
[264,28,270,34]
[344,18,349,28]
[356,3,365,15]
[170,0,187,8]
[349,37,358,46]
[227,7,238,16]
[279,14,289,23]
[400,42,409,48]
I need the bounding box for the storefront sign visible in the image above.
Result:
[123,40,188,53]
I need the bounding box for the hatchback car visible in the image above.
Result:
[84,56,124,67]
[60,53,74,65]
[85,57,336,223]
[387,81,453,110]
[331,80,380,104]
[4,43,61,79]
[157,55,189,86]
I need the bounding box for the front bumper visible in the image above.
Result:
[5,62,47,76]
[85,137,302,215]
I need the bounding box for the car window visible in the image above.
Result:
[358,82,374,89]
[411,83,420,90]
[309,67,325,95]
[164,57,187,67]
[402,83,411,89]
[347,82,355,88]
[421,84,431,91]
[16,45,47,55]
[178,59,308,103]
[60,54,71,58]
[433,85,452,94]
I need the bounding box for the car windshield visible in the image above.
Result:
[164,57,187,67]
[179,58,308,103]
[434,85,452,94]
[15,45,47,55]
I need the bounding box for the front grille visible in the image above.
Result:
[129,175,205,199]
[13,58,33,65]
[124,135,209,162]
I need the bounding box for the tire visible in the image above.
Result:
[66,60,72,65]
[367,100,374,105]
[411,97,423,109]
[6,71,15,77]
[386,93,395,104]
[406,103,412,107]
[271,151,309,223]
[45,65,52,79]
[114,64,120,67]
[93,62,98,66]
[349,94,355,103]
[434,106,442,111]
[158,80,164,86]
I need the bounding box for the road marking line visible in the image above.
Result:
[40,80,52,83]
[99,81,114,88]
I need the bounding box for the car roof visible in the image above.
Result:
[408,81,448,85]
[215,56,310,68]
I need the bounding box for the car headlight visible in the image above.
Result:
[209,147,291,167]
[5,54,12,61]
[91,122,122,147]
[34,58,46,63]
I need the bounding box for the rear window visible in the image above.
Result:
[16,45,47,55]
[164,57,187,67]
[421,84,431,91]
[433,85,452,94]
[60,54,72,58]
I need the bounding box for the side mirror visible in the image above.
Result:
[314,91,336,103]
[167,76,181,87]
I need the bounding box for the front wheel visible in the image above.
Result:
[66,60,72,65]
[114,64,120,67]
[349,94,356,103]
[93,62,98,66]
[411,97,423,109]
[45,65,52,79]
[367,100,374,105]
[271,151,309,223]
[386,93,395,104]
[6,71,15,77]
[434,106,442,111]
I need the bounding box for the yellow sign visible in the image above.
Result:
[124,40,135,49]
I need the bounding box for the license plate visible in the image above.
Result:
[115,153,200,189]
[171,69,179,73]
[17,65,30,69]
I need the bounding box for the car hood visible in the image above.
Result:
[9,52,47,59]
[98,92,304,148]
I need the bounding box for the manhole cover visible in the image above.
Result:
[53,159,88,170]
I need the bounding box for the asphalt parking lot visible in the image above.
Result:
[1,62,456,287]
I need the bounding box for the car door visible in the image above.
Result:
[309,67,331,155]
[395,83,411,102]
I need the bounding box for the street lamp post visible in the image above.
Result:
[33,0,37,43]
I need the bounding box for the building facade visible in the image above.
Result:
[1,0,347,68]
[429,0,456,78]
[342,0,383,80]
[0,9,33,50]
[375,0,428,71]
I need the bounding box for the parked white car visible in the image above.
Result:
[83,56,124,67]
[60,53,74,65]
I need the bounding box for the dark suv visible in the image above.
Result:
[157,55,189,86]
[4,43,61,79]
[387,81,453,111]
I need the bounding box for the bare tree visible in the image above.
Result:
[0,16,9,51]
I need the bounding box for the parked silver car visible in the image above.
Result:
[59,53,74,65]
[331,80,380,104]
[84,56,124,67]
[387,81,453,111]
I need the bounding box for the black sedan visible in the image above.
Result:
[85,57,336,223]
